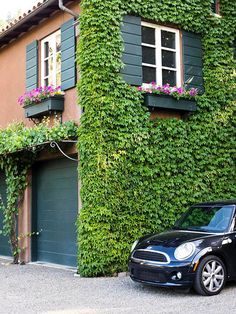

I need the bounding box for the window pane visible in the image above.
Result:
[162,69,176,86]
[233,39,236,60]
[48,42,53,56]
[48,72,54,85]
[162,50,176,68]
[142,26,155,45]
[44,42,49,58]
[142,46,156,64]
[56,34,61,53]
[44,60,49,77]
[143,66,156,83]
[56,52,61,71]
[161,31,176,49]
[56,72,61,86]
[49,56,53,73]
[211,0,217,13]
[44,78,48,86]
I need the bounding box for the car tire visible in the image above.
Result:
[194,255,226,296]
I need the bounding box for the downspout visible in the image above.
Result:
[58,0,79,19]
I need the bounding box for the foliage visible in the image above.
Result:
[77,0,236,276]
[0,120,78,263]
[18,86,63,107]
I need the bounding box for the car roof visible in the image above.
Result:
[193,200,236,207]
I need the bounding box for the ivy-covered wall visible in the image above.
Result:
[77,0,236,276]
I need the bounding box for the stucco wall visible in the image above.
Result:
[0,2,80,128]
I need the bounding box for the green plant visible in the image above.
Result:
[77,0,236,276]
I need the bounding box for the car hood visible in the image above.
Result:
[138,229,221,249]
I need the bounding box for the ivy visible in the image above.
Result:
[0,120,78,263]
[77,0,236,276]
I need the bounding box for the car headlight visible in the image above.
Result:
[174,242,196,260]
[131,240,139,252]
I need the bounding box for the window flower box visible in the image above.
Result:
[24,96,64,118]
[138,83,198,113]
[143,93,197,112]
[18,86,64,119]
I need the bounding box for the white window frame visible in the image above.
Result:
[41,30,61,87]
[141,22,181,87]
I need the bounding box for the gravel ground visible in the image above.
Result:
[1,258,236,314]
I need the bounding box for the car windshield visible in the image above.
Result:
[174,205,235,233]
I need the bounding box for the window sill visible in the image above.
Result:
[24,96,64,119]
[143,93,197,112]
[210,13,222,18]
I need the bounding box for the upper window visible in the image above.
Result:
[211,0,220,15]
[141,22,181,86]
[41,30,61,87]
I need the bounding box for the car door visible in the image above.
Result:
[220,209,236,279]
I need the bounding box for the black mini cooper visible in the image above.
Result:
[129,200,236,296]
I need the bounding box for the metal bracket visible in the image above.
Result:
[50,141,78,162]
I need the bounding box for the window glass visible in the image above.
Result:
[41,30,61,87]
[233,39,236,60]
[162,69,176,86]
[211,0,216,13]
[142,46,156,64]
[143,66,156,83]
[142,26,155,45]
[162,50,176,68]
[174,205,234,233]
[161,30,176,49]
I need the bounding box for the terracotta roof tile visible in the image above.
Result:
[0,0,48,34]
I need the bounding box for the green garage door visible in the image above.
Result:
[0,172,11,257]
[32,158,78,267]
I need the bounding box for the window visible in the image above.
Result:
[233,39,236,60]
[141,22,181,86]
[41,30,61,87]
[211,0,220,15]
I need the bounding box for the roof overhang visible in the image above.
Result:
[0,0,75,49]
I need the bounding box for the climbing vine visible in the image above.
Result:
[77,0,236,276]
[0,120,78,263]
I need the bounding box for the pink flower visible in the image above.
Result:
[137,83,198,98]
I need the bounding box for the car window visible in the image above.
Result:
[174,205,235,233]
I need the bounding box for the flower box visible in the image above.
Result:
[24,96,64,118]
[143,94,197,112]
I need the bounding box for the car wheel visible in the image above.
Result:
[194,255,226,296]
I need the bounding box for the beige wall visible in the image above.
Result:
[0,2,80,128]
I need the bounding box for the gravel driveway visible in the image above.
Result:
[1,258,236,314]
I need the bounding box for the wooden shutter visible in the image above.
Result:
[26,40,38,91]
[182,31,204,93]
[121,15,142,86]
[61,18,76,91]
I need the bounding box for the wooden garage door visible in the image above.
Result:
[32,158,78,267]
[0,172,11,257]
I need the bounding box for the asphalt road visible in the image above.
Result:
[0,258,236,314]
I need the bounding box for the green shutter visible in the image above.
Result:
[26,40,38,91]
[61,18,76,91]
[121,15,142,86]
[182,31,204,93]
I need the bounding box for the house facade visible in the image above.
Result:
[0,0,235,275]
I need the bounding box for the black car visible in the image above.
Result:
[129,200,236,296]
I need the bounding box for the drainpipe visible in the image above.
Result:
[58,0,79,19]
